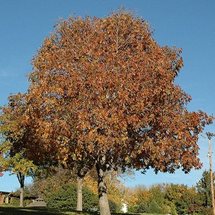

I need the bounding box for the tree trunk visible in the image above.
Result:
[20,185,24,207]
[96,163,111,215]
[17,172,25,207]
[76,176,83,211]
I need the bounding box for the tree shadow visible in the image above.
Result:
[0,207,139,215]
[0,207,64,215]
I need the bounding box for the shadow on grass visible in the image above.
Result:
[0,207,65,215]
[0,207,101,215]
[0,207,140,215]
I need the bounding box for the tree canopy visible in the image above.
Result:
[0,94,37,207]
[15,11,213,214]
[26,12,211,173]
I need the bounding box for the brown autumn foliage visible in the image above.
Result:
[2,96,58,168]
[24,11,212,214]
[0,94,38,207]
[0,93,33,165]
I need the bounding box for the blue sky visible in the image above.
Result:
[0,0,215,191]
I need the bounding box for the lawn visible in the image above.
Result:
[0,207,90,215]
[0,207,163,215]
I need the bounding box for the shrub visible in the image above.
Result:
[45,183,98,211]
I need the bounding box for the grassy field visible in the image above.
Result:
[0,207,89,215]
[0,207,163,215]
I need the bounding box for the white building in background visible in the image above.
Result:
[121,201,128,213]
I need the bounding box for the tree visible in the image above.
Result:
[0,148,36,207]
[126,185,172,214]
[26,11,212,215]
[30,167,98,211]
[44,183,98,211]
[30,167,75,198]
[165,184,202,214]
[197,170,215,210]
[126,186,152,213]
[0,94,37,207]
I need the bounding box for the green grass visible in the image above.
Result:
[0,207,88,215]
[0,206,163,215]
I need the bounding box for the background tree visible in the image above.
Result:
[0,94,85,210]
[196,170,215,215]
[30,167,122,212]
[197,171,212,207]
[26,11,212,215]
[30,166,75,198]
[30,169,98,212]
[0,142,36,207]
[0,94,37,207]
[126,185,173,214]
[44,183,98,211]
[165,184,202,214]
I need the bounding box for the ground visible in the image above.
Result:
[0,207,88,215]
[0,207,162,215]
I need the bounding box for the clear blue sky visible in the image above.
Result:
[0,0,215,191]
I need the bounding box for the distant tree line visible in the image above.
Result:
[7,169,215,215]
[124,170,214,215]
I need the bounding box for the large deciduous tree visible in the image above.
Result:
[26,12,212,215]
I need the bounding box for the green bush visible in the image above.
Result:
[109,200,121,213]
[9,197,32,207]
[128,204,140,213]
[9,197,20,206]
[147,200,163,214]
[45,183,98,211]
